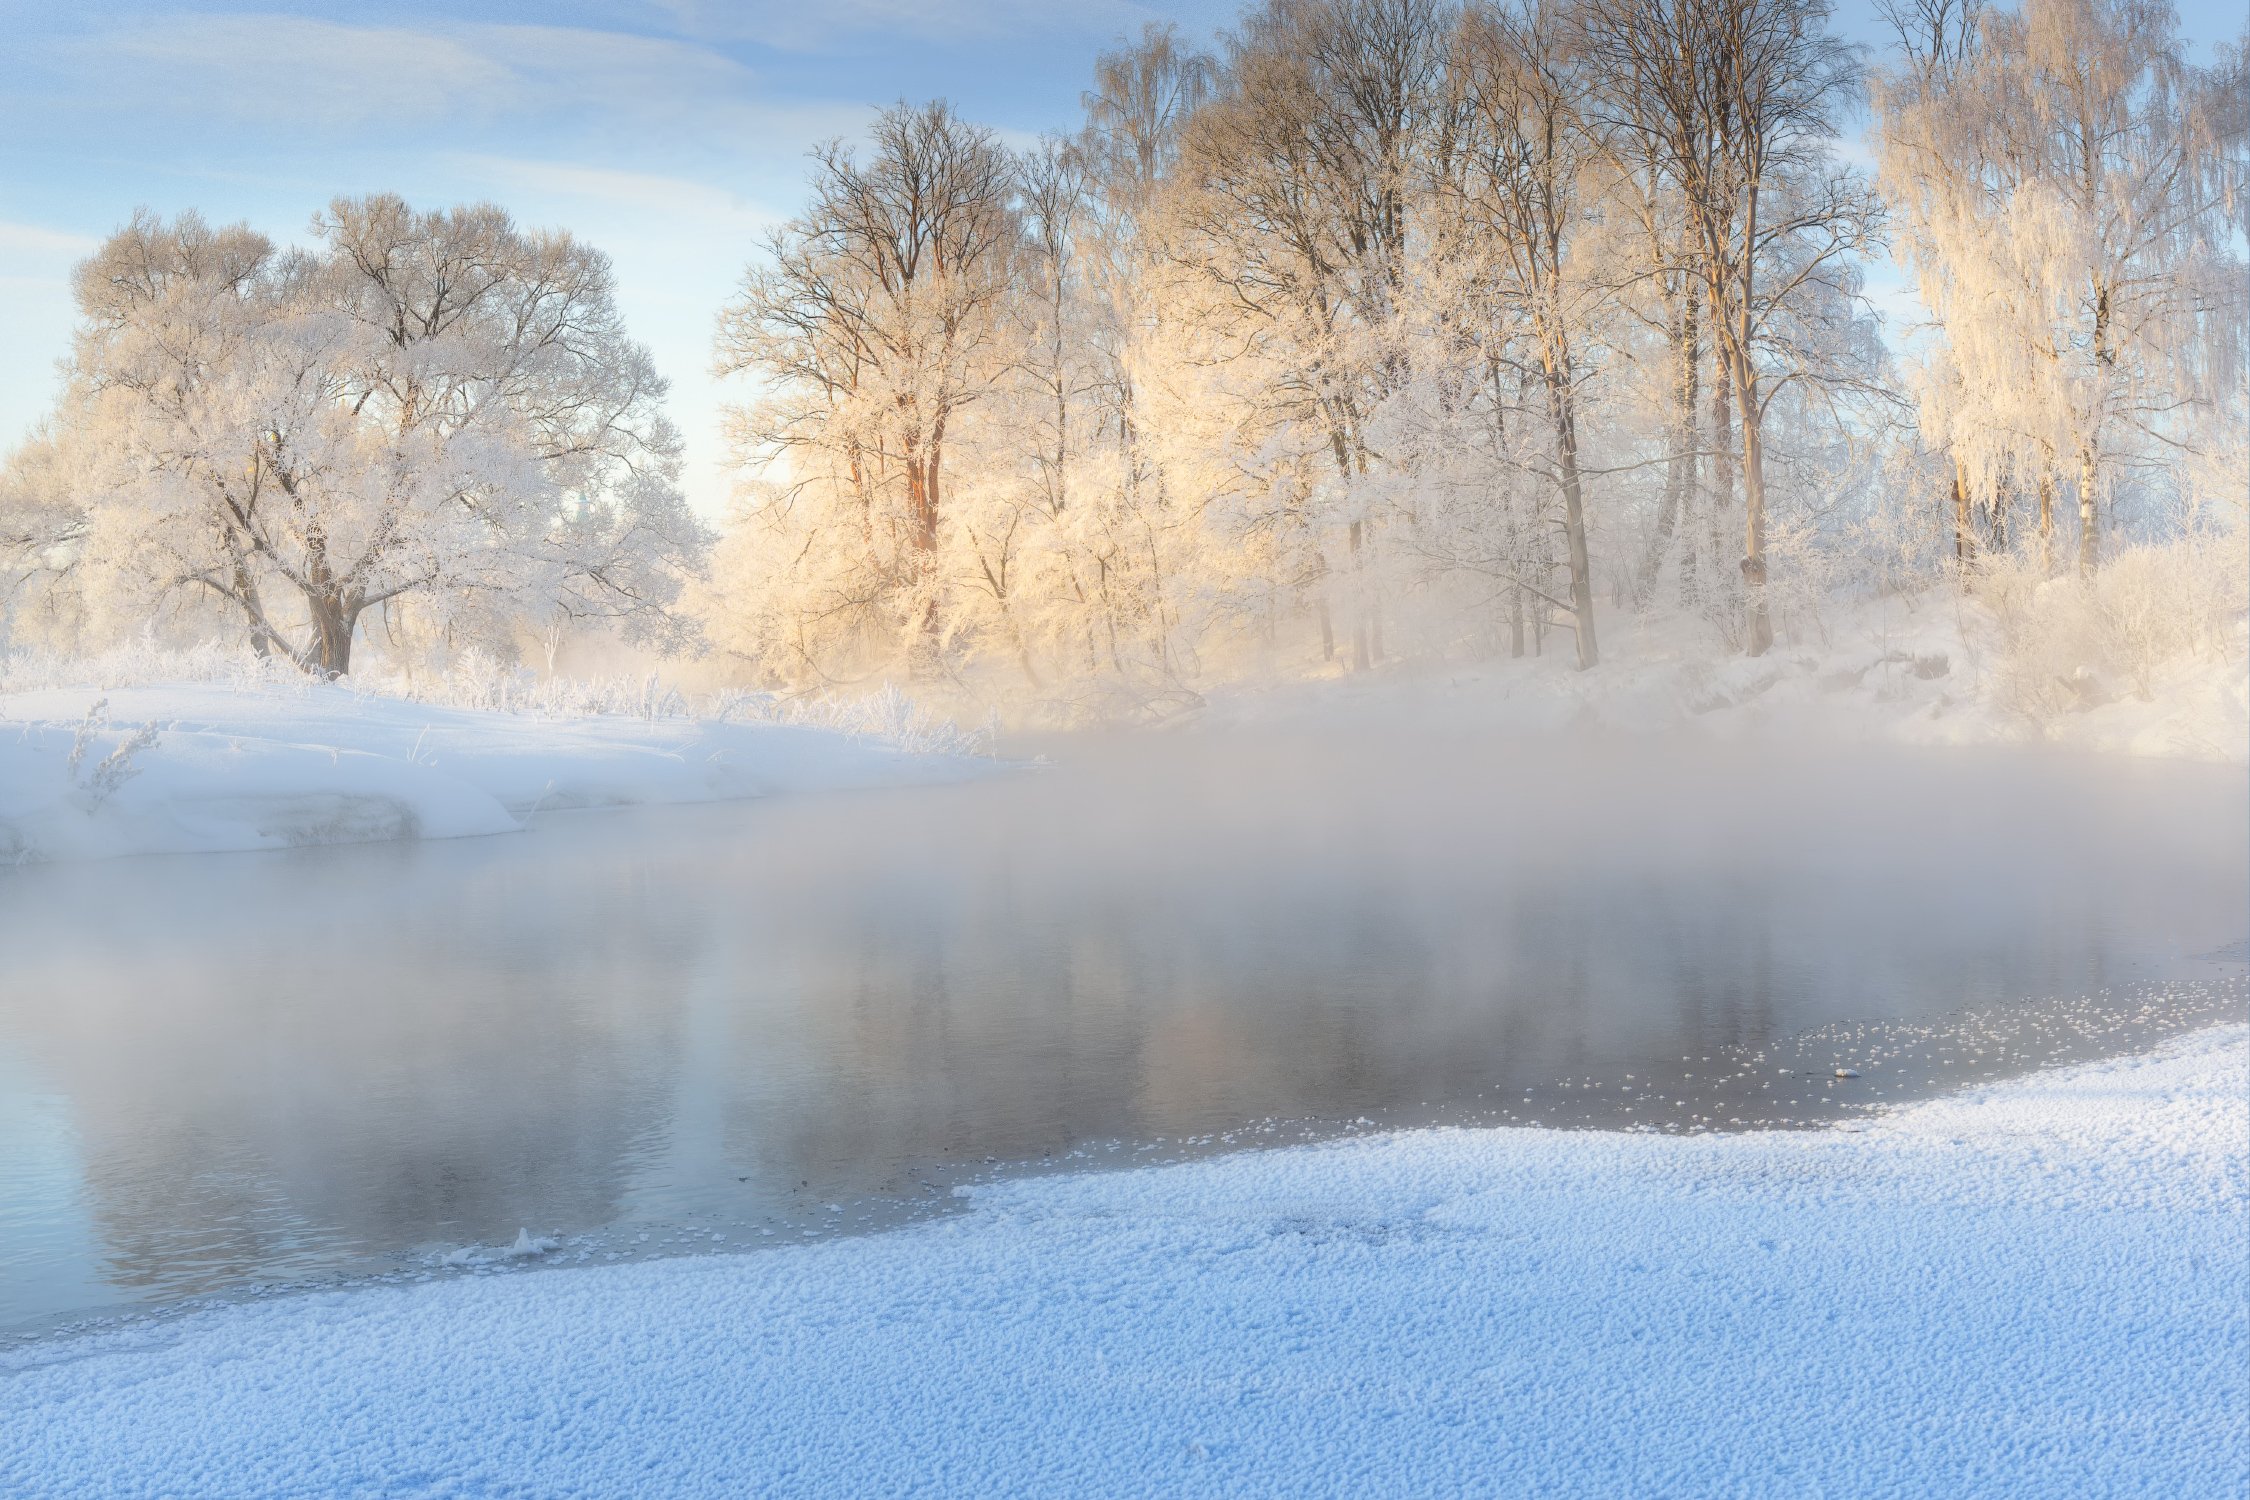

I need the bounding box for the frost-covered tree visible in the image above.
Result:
[1064,26,1222,698]
[1873,0,2248,575]
[1583,0,1879,654]
[714,101,1025,680]
[1171,0,1457,670]
[0,429,88,649]
[1443,0,1614,667]
[43,200,703,675]
[688,0,2222,718]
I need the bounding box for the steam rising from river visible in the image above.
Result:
[1,731,2241,1330]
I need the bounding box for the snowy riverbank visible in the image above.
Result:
[0,681,993,864]
[1193,591,2250,765]
[5,1026,2242,1497]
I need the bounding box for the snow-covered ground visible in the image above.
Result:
[5,1026,2241,1497]
[1195,593,2249,764]
[0,682,993,864]
[4,580,2239,865]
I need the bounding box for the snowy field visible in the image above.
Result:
[0,681,993,863]
[4,1026,2241,1498]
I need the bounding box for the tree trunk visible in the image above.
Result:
[231,558,274,660]
[1347,519,1370,673]
[2081,278,2111,578]
[1951,462,1976,571]
[1051,284,1070,516]
[1735,345,1772,658]
[1708,344,1736,626]
[2076,446,2099,576]
[1638,273,1698,610]
[1547,367,1598,670]
[307,592,358,677]
[905,435,944,664]
[907,450,941,555]
[2038,471,2056,576]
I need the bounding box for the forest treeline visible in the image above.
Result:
[1,0,2242,713]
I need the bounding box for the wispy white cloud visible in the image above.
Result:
[647,0,1159,53]
[0,219,100,331]
[462,21,764,108]
[75,15,520,128]
[449,155,782,235]
[0,223,92,445]
[50,14,773,136]
[0,220,100,261]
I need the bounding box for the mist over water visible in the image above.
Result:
[1,730,2242,1334]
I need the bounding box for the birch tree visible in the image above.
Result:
[1072,27,1219,691]
[1449,0,1611,667]
[1584,0,1877,654]
[1174,0,1456,669]
[1874,0,2248,575]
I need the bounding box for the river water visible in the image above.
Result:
[2,733,2242,1335]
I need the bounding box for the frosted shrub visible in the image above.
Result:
[744,683,998,758]
[1974,557,2098,721]
[64,698,162,809]
[382,658,695,723]
[388,658,991,754]
[1998,568,2121,719]
[78,725,160,808]
[434,648,521,713]
[2093,541,2245,695]
[2092,549,2182,700]
[0,639,298,696]
[1,634,991,756]
[1764,513,1844,650]
[1975,538,2248,722]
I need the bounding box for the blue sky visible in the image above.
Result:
[0,0,2237,515]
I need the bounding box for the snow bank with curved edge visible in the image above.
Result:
[5,1028,2241,1499]
[0,682,994,863]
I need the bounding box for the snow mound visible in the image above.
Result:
[4,1029,2242,1497]
[0,682,993,863]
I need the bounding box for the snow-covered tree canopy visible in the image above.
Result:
[42,197,708,674]
[1873,0,2248,573]
[11,0,2227,712]
[712,102,1025,681]
[704,0,1898,702]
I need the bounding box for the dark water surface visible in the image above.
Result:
[2,734,2243,1335]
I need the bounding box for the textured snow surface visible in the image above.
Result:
[0,682,989,862]
[5,1028,2243,1498]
